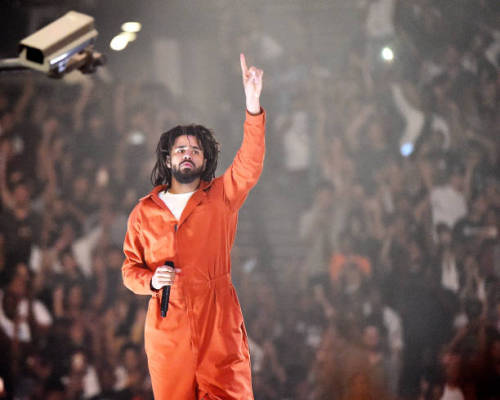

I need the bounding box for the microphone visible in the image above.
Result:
[161,261,174,317]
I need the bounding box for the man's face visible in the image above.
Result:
[167,135,206,184]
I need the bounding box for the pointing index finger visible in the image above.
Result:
[240,53,248,75]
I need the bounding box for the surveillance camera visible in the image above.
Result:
[17,11,99,77]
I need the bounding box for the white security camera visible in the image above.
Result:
[16,11,104,78]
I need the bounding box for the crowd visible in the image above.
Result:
[1,0,499,399]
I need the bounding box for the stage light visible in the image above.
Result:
[121,32,137,42]
[122,22,142,33]
[2,11,105,78]
[381,46,394,62]
[110,33,129,51]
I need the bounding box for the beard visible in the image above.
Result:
[171,163,204,184]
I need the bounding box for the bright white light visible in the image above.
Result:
[400,142,414,157]
[122,22,142,33]
[121,32,137,42]
[110,33,129,51]
[381,46,394,62]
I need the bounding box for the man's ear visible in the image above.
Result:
[166,155,171,169]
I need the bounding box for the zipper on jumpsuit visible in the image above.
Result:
[151,187,210,367]
[173,217,200,361]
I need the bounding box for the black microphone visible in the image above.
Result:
[161,261,174,317]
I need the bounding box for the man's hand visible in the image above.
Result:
[240,53,263,114]
[151,265,181,290]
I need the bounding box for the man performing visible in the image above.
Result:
[121,53,264,399]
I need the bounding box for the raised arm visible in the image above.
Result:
[223,54,266,209]
[240,53,263,115]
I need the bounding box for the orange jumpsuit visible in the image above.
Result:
[122,110,266,400]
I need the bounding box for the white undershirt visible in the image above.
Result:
[158,190,195,220]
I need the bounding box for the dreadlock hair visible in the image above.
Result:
[150,124,220,187]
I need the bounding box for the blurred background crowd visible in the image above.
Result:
[0,0,499,399]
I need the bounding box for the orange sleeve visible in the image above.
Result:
[122,205,156,295]
[222,109,266,210]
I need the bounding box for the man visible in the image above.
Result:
[121,54,264,399]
